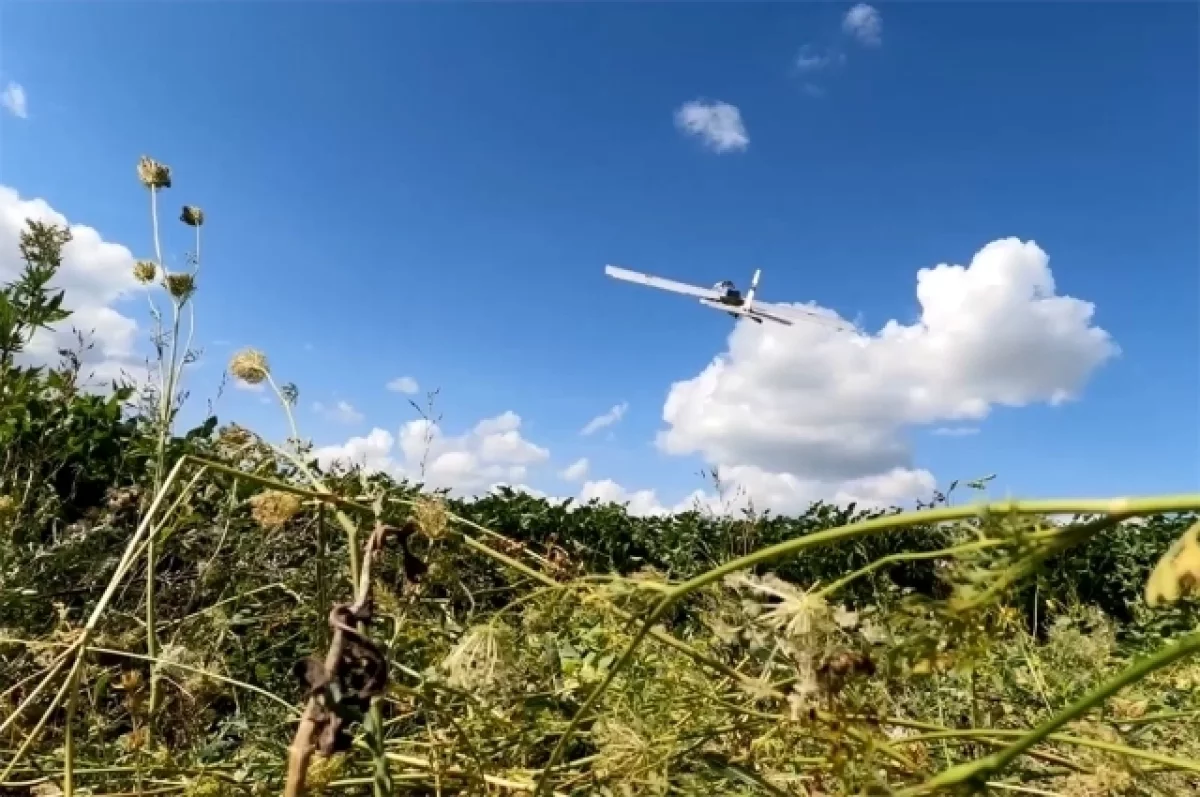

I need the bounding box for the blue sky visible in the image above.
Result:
[0,2,1196,511]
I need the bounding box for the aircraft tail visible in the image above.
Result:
[745,268,762,307]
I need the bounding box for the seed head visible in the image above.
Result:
[305,753,348,791]
[137,155,172,190]
[413,496,449,540]
[219,423,254,447]
[279,382,299,406]
[441,624,514,692]
[164,271,196,301]
[180,205,205,227]
[229,348,270,385]
[133,260,157,284]
[248,489,303,531]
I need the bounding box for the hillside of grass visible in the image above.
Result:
[4,159,1200,796]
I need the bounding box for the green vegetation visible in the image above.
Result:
[3,158,1200,796]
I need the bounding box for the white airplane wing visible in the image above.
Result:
[605,265,722,301]
[752,301,855,332]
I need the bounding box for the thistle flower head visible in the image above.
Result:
[133,260,157,284]
[137,155,172,190]
[180,205,205,227]
[248,489,303,531]
[164,271,196,301]
[229,348,269,385]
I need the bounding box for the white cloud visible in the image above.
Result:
[234,379,265,393]
[578,478,717,518]
[0,185,145,388]
[581,402,628,436]
[315,410,550,495]
[1,82,27,119]
[560,457,589,482]
[674,100,749,154]
[651,237,1116,513]
[315,427,396,474]
[843,4,883,47]
[313,399,365,425]
[386,376,419,395]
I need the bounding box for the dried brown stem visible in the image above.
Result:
[284,520,416,797]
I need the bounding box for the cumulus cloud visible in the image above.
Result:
[843,4,883,47]
[639,237,1116,513]
[1,82,27,119]
[0,185,144,387]
[581,402,628,436]
[386,376,419,395]
[674,100,749,154]
[560,457,589,482]
[577,479,703,517]
[315,410,550,495]
[313,399,365,425]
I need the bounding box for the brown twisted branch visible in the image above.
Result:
[284,520,420,797]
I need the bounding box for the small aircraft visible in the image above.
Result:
[604,264,851,330]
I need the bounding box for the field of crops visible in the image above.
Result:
[3,159,1200,796]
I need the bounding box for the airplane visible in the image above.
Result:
[603,264,852,330]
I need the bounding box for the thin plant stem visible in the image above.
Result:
[901,630,1200,794]
[317,503,330,647]
[891,727,1200,775]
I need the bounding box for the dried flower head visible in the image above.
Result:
[591,717,663,787]
[119,668,144,693]
[133,260,157,284]
[229,348,270,385]
[180,205,205,227]
[164,271,196,301]
[304,753,348,791]
[121,726,150,752]
[1060,764,1133,796]
[441,623,514,692]
[413,496,449,540]
[725,572,830,638]
[219,423,254,447]
[137,155,172,190]
[248,489,303,531]
[183,775,235,797]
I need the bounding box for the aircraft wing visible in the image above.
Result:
[605,265,722,301]
[752,301,855,332]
